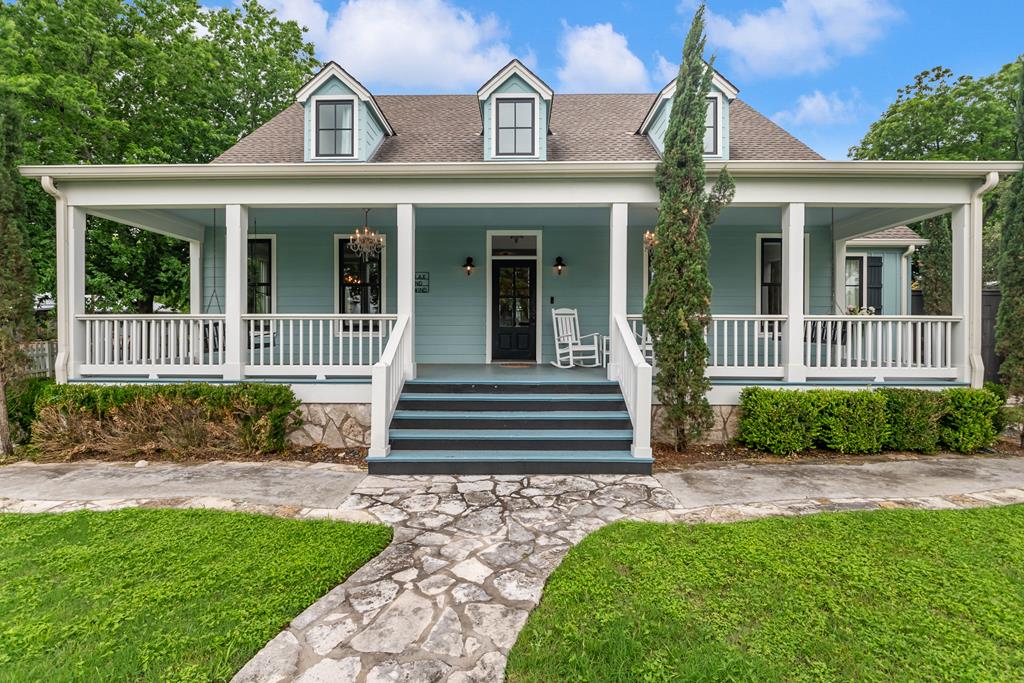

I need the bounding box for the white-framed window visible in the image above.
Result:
[704,96,719,156]
[334,234,386,330]
[492,93,540,158]
[845,255,865,310]
[247,234,276,314]
[754,233,810,315]
[313,96,356,159]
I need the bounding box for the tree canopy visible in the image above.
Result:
[851,60,1022,293]
[0,0,319,312]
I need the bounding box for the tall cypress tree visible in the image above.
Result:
[644,4,735,449]
[996,61,1024,396]
[0,98,37,456]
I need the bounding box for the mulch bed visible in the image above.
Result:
[5,444,370,469]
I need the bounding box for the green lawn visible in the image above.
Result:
[508,506,1024,683]
[0,509,391,682]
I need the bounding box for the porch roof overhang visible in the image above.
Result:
[19,159,1022,182]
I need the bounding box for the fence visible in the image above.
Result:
[24,340,57,379]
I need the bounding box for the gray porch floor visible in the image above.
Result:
[415,363,608,383]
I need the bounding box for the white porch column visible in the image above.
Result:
[950,204,978,385]
[64,206,87,381]
[397,203,416,379]
[608,202,629,380]
[833,238,847,313]
[224,204,248,380]
[189,240,203,314]
[782,203,806,381]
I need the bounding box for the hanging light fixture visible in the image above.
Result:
[348,208,385,260]
[643,229,658,251]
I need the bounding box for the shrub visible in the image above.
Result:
[737,387,818,455]
[31,383,301,460]
[877,388,946,453]
[5,378,53,444]
[939,388,1002,453]
[984,381,1009,434]
[811,390,888,454]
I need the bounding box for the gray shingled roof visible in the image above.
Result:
[213,93,821,164]
[855,225,927,242]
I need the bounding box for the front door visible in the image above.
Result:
[491,260,536,361]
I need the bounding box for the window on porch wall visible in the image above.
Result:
[247,239,272,314]
[760,238,782,315]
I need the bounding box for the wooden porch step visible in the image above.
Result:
[402,380,620,394]
[390,409,632,430]
[367,450,651,475]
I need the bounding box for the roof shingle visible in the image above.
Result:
[213,93,821,164]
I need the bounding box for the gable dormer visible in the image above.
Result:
[477,60,553,161]
[639,66,738,160]
[297,62,394,162]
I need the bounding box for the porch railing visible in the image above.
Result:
[369,314,411,457]
[803,316,960,378]
[612,315,652,458]
[626,314,786,378]
[78,314,226,375]
[243,314,396,377]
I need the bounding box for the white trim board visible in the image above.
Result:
[477,59,553,102]
[295,62,394,136]
[484,229,543,364]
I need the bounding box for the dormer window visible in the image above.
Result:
[496,98,535,156]
[315,99,355,158]
[704,97,718,155]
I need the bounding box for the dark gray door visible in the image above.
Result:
[491,260,536,361]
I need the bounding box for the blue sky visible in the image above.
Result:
[218,0,1024,159]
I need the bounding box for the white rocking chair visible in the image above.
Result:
[550,308,602,368]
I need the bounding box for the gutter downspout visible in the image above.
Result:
[901,245,915,315]
[40,176,69,384]
[969,171,1000,386]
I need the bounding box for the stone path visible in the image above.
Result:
[3,459,1024,683]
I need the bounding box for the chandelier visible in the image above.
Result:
[643,229,658,251]
[348,208,384,260]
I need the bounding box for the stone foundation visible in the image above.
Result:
[652,404,740,446]
[290,403,372,449]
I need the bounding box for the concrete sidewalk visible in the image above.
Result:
[0,460,365,509]
[655,456,1024,508]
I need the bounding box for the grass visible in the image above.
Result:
[507,506,1024,683]
[0,508,392,682]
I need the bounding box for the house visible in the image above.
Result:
[20,60,1021,474]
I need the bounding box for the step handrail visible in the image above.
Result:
[369,314,411,457]
[612,314,653,458]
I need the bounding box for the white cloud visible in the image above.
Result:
[773,90,860,126]
[702,0,901,77]
[652,53,679,85]
[258,0,521,91]
[556,22,651,92]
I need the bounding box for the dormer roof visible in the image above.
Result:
[476,59,554,102]
[296,61,395,136]
[637,64,739,135]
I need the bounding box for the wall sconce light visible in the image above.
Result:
[462,256,475,276]
[553,256,567,277]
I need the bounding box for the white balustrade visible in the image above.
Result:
[612,315,652,458]
[243,315,396,377]
[803,316,960,379]
[369,314,412,457]
[78,315,225,376]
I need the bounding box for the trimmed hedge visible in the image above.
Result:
[31,383,301,459]
[5,378,54,445]
[739,386,1001,456]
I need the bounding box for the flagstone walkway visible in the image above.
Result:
[3,459,1024,682]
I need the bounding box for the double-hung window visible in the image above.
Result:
[759,238,782,315]
[495,98,535,156]
[247,239,273,314]
[845,256,864,310]
[704,97,718,155]
[316,100,354,158]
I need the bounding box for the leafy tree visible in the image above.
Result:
[0,0,318,312]
[0,99,36,456]
[996,62,1024,397]
[644,4,735,449]
[851,61,1022,301]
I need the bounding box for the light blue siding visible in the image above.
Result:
[482,74,549,161]
[847,247,907,315]
[647,83,730,160]
[302,76,387,162]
